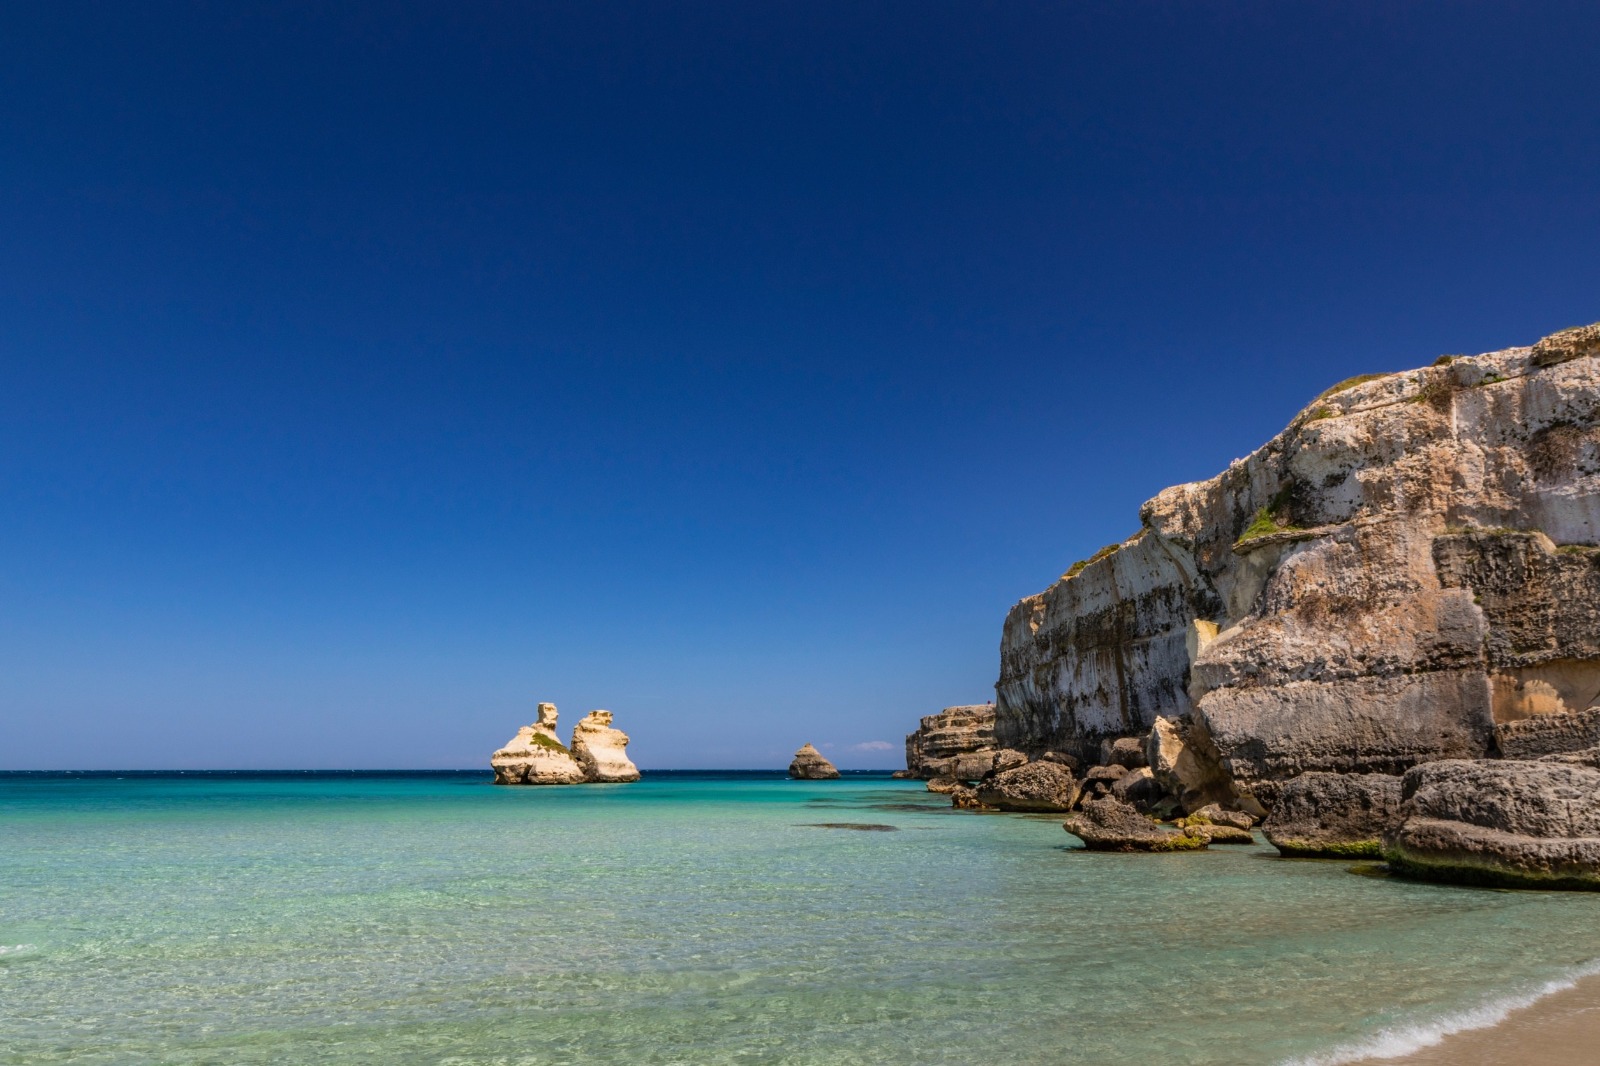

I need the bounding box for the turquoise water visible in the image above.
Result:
[4,771,1600,1065]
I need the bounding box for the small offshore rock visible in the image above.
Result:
[1063,796,1209,852]
[1384,759,1600,889]
[926,776,964,794]
[788,743,841,780]
[975,760,1081,812]
[571,710,642,783]
[890,769,917,779]
[1262,772,1403,858]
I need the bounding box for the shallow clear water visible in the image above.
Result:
[3,771,1599,1065]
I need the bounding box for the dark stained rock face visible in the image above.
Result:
[975,761,1081,813]
[788,744,840,780]
[1102,736,1149,769]
[1384,759,1600,889]
[1109,766,1165,810]
[1261,773,1403,858]
[1062,796,1209,852]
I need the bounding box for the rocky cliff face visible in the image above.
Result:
[994,323,1600,805]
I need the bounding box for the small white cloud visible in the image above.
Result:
[849,740,895,752]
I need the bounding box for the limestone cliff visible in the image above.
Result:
[994,322,1600,804]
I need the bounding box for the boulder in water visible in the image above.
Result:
[1262,772,1402,858]
[1383,759,1600,889]
[975,760,1080,812]
[1063,796,1209,852]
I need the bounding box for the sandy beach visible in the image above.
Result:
[1357,973,1600,1065]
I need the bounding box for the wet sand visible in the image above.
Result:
[1359,973,1600,1065]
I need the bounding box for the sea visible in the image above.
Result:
[3,771,1599,1065]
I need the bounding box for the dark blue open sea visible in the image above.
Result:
[4,771,1599,1064]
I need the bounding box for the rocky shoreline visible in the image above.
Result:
[905,322,1600,889]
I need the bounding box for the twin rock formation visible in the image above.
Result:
[907,322,1600,887]
[491,703,640,785]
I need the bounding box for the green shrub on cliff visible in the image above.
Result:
[1315,372,1390,402]
[1235,507,1303,547]
[1064,542,1122,579]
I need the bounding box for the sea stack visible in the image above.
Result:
[570,710,641,782]
[490,702,587,785]
[789,743,840,779]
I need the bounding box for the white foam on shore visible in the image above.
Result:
[1283,959,1600,1065]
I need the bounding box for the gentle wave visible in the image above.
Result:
[0,944,38,959]
[1283,958,1600,1065]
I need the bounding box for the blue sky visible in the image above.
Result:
[3,2,1598,769]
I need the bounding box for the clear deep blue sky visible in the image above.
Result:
[3,2,1598,769]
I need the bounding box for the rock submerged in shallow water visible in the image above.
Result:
[950,785,983,810]
[1383,759,1600,889]
[571,710,641,783]
[491,703,588,785]
[788,743,841,780]
[1063,796,1209,852]
[1261,772,1403,858]
[1187,803,1255,831]
[975,760,1081,812]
